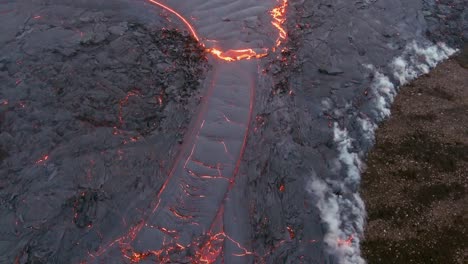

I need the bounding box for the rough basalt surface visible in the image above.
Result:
[0,1,207,262]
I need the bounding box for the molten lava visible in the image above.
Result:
[207,48,268,62]
[147,0,200,41]
[271,0,288,47]
[148,0,289,62]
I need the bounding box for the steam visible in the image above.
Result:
[363,67,396,122]
[366,41,457,123]
[392,41,457,86]
[307,40,457,264]
[307,124,366,264]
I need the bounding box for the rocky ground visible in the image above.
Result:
[241,0,466,262]
[422,0,467,48]
[0,2,208,262]
[361,51,468,264]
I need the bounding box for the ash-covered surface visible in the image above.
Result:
[0,0,466,263]
[0,1,207,263]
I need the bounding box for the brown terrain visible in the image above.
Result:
[361,45,468,264]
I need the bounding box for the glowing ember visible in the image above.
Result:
[169,207,193,220]
[279,184,285,192]
[287,226,295,239]
[35,154,49,164]
[337,235,354,247]
[196,233,225,263]
[118,90,140,126]
[155,94,164,105]
[123,250,150,262]
[225,233,255,257]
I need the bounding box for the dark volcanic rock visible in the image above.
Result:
[422,0,468,48]
[68,189,101,228]
[0,1,207,263]
[241,0,459,263]
[0,0,463,263]
[318,67,345,76]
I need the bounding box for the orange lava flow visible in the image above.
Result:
[271,0,288,48]
[207,48,269,62]
[147,0,200,41]
[148,0,288,62]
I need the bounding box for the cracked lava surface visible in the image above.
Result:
[1,0,464,263]
[86,0,289,263]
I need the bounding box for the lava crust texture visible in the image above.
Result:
[0,0,465,263]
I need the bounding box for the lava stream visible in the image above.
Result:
[148,0,288,61]
[85,0,290,263]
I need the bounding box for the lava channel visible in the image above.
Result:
[85,0,288,263]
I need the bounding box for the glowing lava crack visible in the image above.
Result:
[85,0,289,263]
[147,0,288,62]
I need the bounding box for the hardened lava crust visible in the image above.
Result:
[0,0,466,263]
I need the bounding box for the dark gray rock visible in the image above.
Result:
[0,1,208,263]
[318,67,345,76]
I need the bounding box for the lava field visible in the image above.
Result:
[0,0,466,263]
